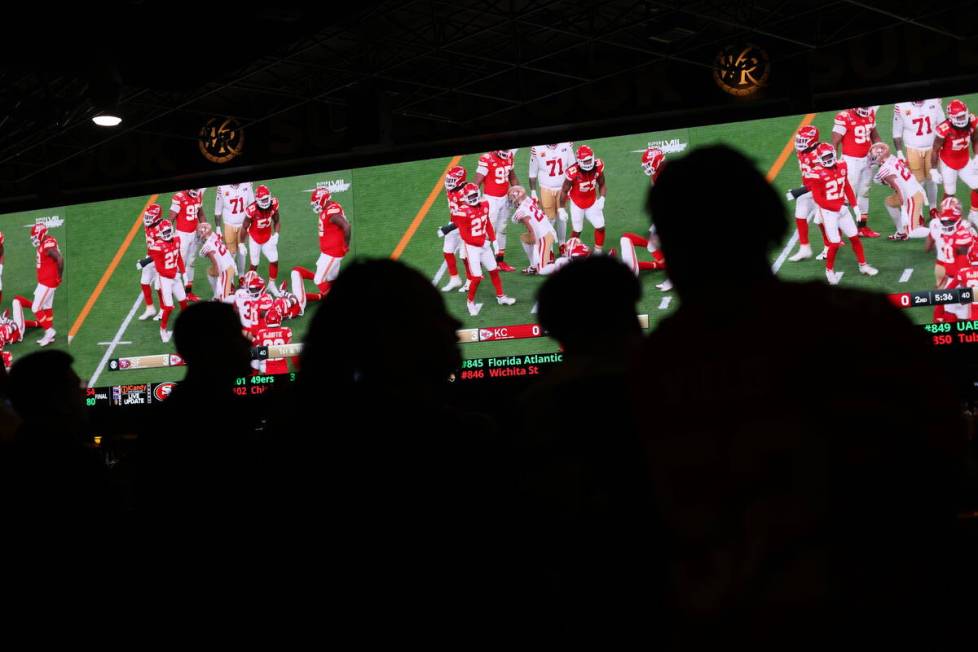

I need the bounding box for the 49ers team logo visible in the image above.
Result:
[153,382,176,402]
[713,44,770,97]
[199,117,245,164]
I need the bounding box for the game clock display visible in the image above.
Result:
[4,93,978,405]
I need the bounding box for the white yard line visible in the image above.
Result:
[899,268,914,283]
[431,260,448,285]
[771,231,800,274]
[88,293,143,388]
[531,302,538,314]
[658,296,672,310]
[98,341,132,346]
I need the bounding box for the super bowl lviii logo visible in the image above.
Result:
[199,117,245,164]
[713,44,770,97]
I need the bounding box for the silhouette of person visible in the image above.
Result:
[134,302,256,529]
[265,259,511,615]
[0,350,117,523]
[517,255,667,621]
[635,144,969,644]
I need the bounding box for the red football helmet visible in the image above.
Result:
[244,271,265,298]
[561,236,590,258]
[143,203,162,227]
[445,165,467,192]
[310,187,331,214]
[815,142,837,167]
[256,185,273,210]
[794,125,819,152]
[187,188,201,199]
[29,223,47,247]
[461,182,481,206]
[641,147,665,177]
[576,145,595,171]
[854,107,872,117]
[157,220,174,241]
[265,308,282,327]
[495,149,513,161]
[939,197,963,235]
[948,99,970,128]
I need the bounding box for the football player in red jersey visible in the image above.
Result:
[0,228,5,306]
[931,99,978,220]
[808,144,879,284]
[169,188,206,301]
[231,270,274,335]
[241,184,282,296]
[453,182,516,316]
[618,146,669,279]
[137,203,165,321]
[0,304,24,370]
[12,223,63,346]
[788,126,833,261]
[832,107,882,237]
[269,291,302,322]
[290,187,351,314]
[439,165,469,292]
[559,145,608,253]
[141,220,188,343]
[251,308,295,375]
[941,227,978,322]
[474,149,518,271]
[925,197,972,291]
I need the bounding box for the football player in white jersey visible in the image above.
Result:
[196,222,238,301]
[215,182,255,275]
[869,142,928,239]
[528,142,574,243]
[507,185,556,274]
[892,99,944,208]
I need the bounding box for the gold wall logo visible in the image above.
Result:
[713,44,770,97]
[199,117,244,163]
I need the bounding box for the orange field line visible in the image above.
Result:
[68,194,159,343]
[767,113,816,181]
[391,155,463,260]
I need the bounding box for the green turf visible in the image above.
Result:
[5,95,977,386]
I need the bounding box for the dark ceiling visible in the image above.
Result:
[1,0,976,210]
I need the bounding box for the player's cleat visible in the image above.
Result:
[496,295,516,306]
[825,269,841,285]
[37,329,56,347]
[858,262,879,277]
[888,231,909,241]
[186,292,201,302]
[160,329,172,344]
[656,279,673,292]
[521,266,537,275]
[816,246,829,260]
[607,248,616,257]
[858,226,880,238]
[467,301,483,316]
[497,260,516,272]
[459,279,471,293]
[441,276,463,292]
[153,310,164,321]
[788,244,813,262]
[138,305,157,321]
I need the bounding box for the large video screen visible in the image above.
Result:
[3,93,977,405]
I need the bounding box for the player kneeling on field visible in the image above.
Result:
[507,185,556,274]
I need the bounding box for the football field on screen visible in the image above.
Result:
[25,92,978,386]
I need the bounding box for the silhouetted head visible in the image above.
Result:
[648,145,786,299]
[8,350,85,424]
[537,255,642,355]
[173,302,252,381]
[300,259,462,392]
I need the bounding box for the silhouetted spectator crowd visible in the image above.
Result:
[0,145,974,643]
